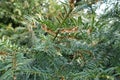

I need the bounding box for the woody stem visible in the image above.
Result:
[53,8,73,41]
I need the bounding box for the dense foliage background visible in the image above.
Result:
[0,0,120,80]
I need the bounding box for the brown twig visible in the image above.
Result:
[53,5,74,41]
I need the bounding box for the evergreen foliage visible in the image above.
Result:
[0,0,120,80]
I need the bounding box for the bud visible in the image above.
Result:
[69,0,75,9]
